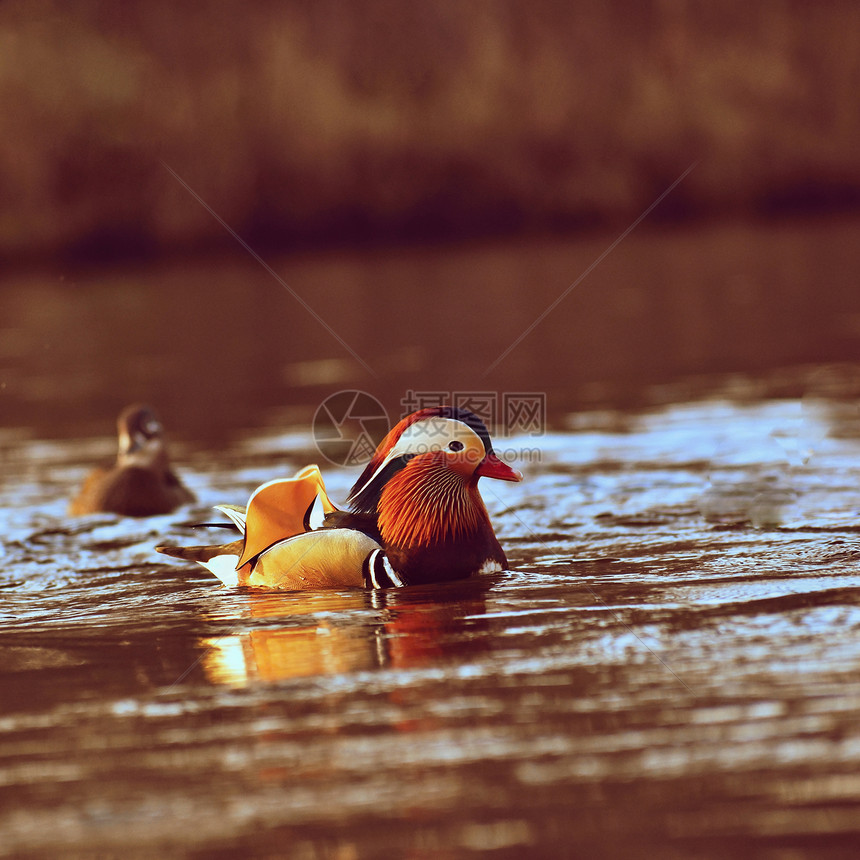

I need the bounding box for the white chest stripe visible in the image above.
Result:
[381,554,404,587]
[367,549,405,589]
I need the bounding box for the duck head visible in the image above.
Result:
[116,404,168,470]
[347,407,521,557]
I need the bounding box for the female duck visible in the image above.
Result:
[156,406,521,589]
[69,404,195,517]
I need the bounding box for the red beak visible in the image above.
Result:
[475,452,523,482]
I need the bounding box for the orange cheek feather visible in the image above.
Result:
[377,454,489,549]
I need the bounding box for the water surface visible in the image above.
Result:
[2,397,859,857]
[4,217,860,441]
[3,222,860,855]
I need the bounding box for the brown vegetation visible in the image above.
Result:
[1,1,859,260]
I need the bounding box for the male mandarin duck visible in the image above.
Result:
[69,404,195,517]
[156,406,522,590]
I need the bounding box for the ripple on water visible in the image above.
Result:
[2,399,860,856]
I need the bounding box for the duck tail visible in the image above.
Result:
[156,539,246,587]
[156,541,235,562]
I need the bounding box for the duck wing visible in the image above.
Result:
[246,529,381,590]
[157,465,345,588]
[236,465,338,567]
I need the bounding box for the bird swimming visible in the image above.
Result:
[68,404,195,517]
[156,406,521,589]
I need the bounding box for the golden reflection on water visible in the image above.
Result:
[200,592,377,684]
[200,583,493,686]
[201,627,375,684]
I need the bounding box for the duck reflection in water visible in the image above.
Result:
[199,578,496,686]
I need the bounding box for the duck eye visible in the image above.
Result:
[448,440,465,452]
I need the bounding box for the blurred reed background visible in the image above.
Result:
[3,0,859,258]
[1,1,860,440]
